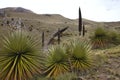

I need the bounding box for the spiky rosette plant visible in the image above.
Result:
[91,27,108,48]
[44,45,69,78]
[0,31,43,80]
[67,40,94,73]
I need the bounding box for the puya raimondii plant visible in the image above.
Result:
[90,27,109,48]
[66,39,94,74]
[0,30,44,80]
[43,45,69,79]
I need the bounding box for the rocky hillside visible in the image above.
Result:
[0,7,120,43]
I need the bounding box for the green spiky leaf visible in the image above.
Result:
[0,31,43,80]
[44,45,69,78]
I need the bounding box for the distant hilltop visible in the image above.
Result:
[0,7,33,13]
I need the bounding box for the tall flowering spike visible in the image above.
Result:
[42,31,44,47]
[58,28,61,44]
[82,23,85,37]
[78,7,82,36]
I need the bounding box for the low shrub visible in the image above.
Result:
[108,31,120,45]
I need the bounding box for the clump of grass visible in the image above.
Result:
[107,31,120,45]
[54,72,77,80]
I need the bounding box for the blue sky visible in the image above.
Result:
[0,0,120,22]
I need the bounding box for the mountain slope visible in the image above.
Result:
[0,7,120,41]
[0,7,33,13]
